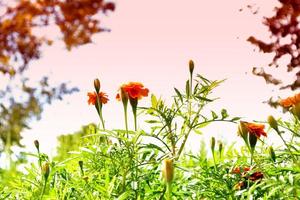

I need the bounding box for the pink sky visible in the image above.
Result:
[16,0,293,155]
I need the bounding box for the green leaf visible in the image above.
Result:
[194,129,203,135]
[211,111,218,119]
[117,191,131,200]
[174,87,183,102]
[195,96,213,102]
[231,117,241,121]
[221,109,229,119]
[145,120,160,124]
[143,143,165,153]
[197,74,211,84]
[196,121,210,129]
[151,94,157,108]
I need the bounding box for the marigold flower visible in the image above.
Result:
[87,91,109,105]
[121,82,149,100]
[249,171,264,181]
[234,181,246,190]
[279,93,300,108]
[246,122,267,138]
[231,166,250,174]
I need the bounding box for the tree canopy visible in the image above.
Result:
[248,0,300,90]
[0,0,115,151]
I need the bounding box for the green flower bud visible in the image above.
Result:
[267,115,278,131]
[268,146,276,162]
[162,159,174,183]
[248,132,258,153]
[292,102,300,121]
[42,162,50,180]
[238,121,249,143]
[218,141,223,155]
[210,137,216,152]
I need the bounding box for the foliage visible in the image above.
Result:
[1,61,299,199]
[248,0,300,90]
[55,124,97,161]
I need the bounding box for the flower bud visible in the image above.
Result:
[162,159,174,183]
[238,121,248,142]
[94,78,101,93]
[34,140,39,151]
[189,60,194,75]
[292,102,300,121]
[210,137,216,152]
[248,132,258,153]
[267,115,278,131]
[120,87,128,104]
[268,146,276,162]
[218,141,223,155]
[42,162,50,180]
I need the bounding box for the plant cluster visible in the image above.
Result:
[0,61,299,199]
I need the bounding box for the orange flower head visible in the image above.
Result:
[120,82,149,100]
[231,166,251,174]
[279,93,300,108]
[246,122,267,138]
[87,91,109,105]
[249,171,264,181]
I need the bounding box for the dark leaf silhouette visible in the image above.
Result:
[248,0,300,90]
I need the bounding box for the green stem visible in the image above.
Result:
[37,149,42,171]
[5,131,12,169]
[133,109,137,132]
[277,131,296,162]
[121,170,127,192]
[96,93,105,130]
[39,178,47,200]
[99,109,105,130]
[168,125,176,156]
[212,151,217,171]
[190,74,193,93]
[166,182,172,200]
[124,105,129,137]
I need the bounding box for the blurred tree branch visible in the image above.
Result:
[0,0,115,153]
[248,0,300,90]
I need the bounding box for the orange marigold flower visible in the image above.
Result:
[234,181,246,190]
[279,93,300,108]
[120,82,149,100]
[249,171,264,181]
[246,122,267,138]
[231,166,250,174]
[87,92,109,105]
